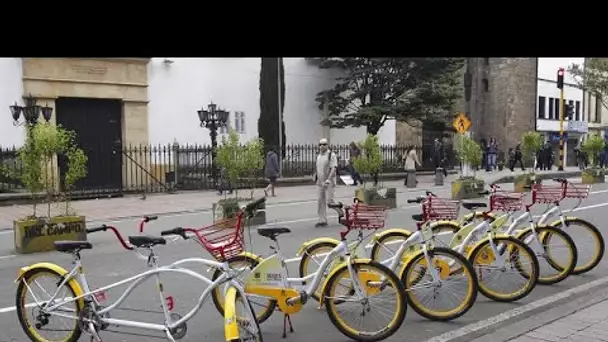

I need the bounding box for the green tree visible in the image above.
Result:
[582,134,605,167]
[216,130,264,199]
[258,57,286,156]
[311,58,464,134]
[569,59,608,110]
[455,135,482,177]
[521,131,543,170]
[352,134,382,188]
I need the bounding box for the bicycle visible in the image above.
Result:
[298,198,478,322]
[15,216,262,342]
[377,190,540,302]
[457,178,603,275]
[166,197,408,342]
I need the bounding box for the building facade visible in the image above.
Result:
[584,58,608,139]
[536,58,587,166]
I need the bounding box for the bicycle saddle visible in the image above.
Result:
[257,226,291,240]
[128,235,166,248]
[54,241,93,253]
[411,214,424,222]
[462,202,487,210]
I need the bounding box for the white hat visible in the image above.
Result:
[319,138,328,144]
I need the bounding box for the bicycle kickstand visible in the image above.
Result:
[282,313,294,338]
[88,322,103,342]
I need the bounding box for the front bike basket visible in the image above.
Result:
[564,182,591,199]
[531,184,565,204]
[423,197,460,221]
[490,191,525,212]
[350,203,388,230]
[194,215,245,262]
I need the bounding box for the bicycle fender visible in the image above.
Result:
[318,258,372,306]
[296,237,340,256]
[224,286,240,341]
[466,234,511,259]
[371,229,413,242]
[548,216,589,228]
[462,212,496,223]
[16,262,85,308]
[430,220,461,231]
[236,251,264,263]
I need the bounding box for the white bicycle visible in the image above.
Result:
[14,214,263,342]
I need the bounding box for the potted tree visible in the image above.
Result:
[514,131,543,192]
[214,130,266,226]
[353,134,397,208]
[581,134,605,184]
[4,122,88,254]
[451,134,484,200]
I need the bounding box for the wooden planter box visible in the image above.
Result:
[14,216,87,254]
[213,198,267,227]
[582,168,605,184]
[451,177,485,200]
[354,187,397,209]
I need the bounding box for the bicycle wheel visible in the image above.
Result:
[298,241,341,301]
[468,236,539,302]
[224,286,264,342]
[551,217,605,275]
[324,260,407,342]
[400,247,478,321]
[16,267,84,342]
[369,230,412,265]
[211,255,277,323]
[516,226,577,285]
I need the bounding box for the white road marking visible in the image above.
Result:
[423,274,608,342]
[0,298,75,314]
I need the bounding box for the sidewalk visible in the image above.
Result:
[509,300,608,342]
[0,167,581,229]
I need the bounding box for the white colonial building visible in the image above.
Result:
[0,58,396,148]
[536,57,587,166]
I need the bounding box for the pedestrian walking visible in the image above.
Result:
[264,146,280,197]
[487,138,498,172]
[404,145,421,186]
[510,144,525,171]
[313,138,337,227]
[347,141,363,186]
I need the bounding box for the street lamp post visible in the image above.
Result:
[197,102,229,190]
[10,94,53,127]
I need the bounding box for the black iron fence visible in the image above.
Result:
[0,144,456,197]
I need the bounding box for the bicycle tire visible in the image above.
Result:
[468,236,539,302]
[324,260,407,342]
[16,267,83,342]
[369,230,413,264]
[298,240,341,302]
[515,226,577,285]
[550,217,605,275]
[224,286,264,342]
[400,247,478,321]
[211,255,277,324]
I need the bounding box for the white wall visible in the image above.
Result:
[0,58,24,148]
[536,58,585,131]
[148,58,396,146]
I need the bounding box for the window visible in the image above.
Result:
[575,100,581,121]
[234,111,246,134]
[482,78,489,92]
[219,116,230,134]
[538,96,546,119]
[548,97,554,120]
[554,98,561,120]
[595,96,602,123]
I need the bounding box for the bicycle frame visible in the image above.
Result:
[22,240,247,336]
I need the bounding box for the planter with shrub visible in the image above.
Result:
[353,134,397,208]
[581,134,606,184]
[514,132,543,193]
[451,134,485,200]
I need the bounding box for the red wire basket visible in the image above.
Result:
[564,183,591,199]
[422,197,460,221]
[490,192,525,212]
[349,203,388,229]
[194,215,245,262]
[531,184,564,204]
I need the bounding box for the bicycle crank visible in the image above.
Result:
[168,312,187,340]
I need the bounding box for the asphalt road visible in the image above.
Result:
[0,181,607,342]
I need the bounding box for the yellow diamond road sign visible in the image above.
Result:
[453,112,471,134]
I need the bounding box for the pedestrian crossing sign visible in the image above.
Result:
[453,112,471,135]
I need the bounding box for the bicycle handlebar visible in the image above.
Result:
[328,202,344,209]
[243,197,266,212]
[552,178,568,184]
[139,215,159,233]
[86,224,133,251]
[161,227,186,238]
[407,197,425,203]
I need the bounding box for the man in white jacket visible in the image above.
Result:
[314,138,337,227]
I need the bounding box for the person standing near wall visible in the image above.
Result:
[348,141,363,186]
[313,138,337,227]
[487,138,498,172]
[264,146,280,197]
[404,145,421,186]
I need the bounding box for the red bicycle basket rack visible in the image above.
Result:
[532,182,591,204]
[423,197,460,221]
[490,191,525,212]
[349,203,388,230]
[194,215,245,262]
[564,183,591,199]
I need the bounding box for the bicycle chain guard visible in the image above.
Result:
[169,312,187,340]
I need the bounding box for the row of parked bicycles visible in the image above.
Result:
[13,178,604,342]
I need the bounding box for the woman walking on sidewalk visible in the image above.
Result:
[404,145,421,186]
[264,146,280,197]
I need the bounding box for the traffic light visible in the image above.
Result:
[565,103,574,120]
[557,68,564,89]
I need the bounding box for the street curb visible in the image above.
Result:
[468,286,608,342]
[423,275,608,342]
[491,170,581,184]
